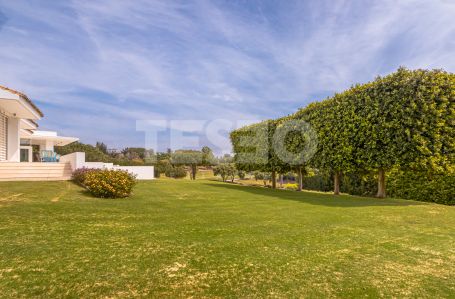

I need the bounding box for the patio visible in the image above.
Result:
[19,130,78,163]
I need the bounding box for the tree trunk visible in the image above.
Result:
[334,171,341,195]
[191,165,197,180]
[297,167,303,191]
[377,169,386,198]
[271,171,276,189]
[279,174,283,188]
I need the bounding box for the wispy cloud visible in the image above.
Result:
[0,0,453,153]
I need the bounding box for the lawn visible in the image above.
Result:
[0,179,454,298]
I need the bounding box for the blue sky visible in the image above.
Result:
[0,0,454,154]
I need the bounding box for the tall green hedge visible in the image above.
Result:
[230,67,455,204]
[230,120,291,188]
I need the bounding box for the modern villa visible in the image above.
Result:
[0,85,153,180]
[0,86,78,163]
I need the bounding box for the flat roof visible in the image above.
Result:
[0,85,44,117]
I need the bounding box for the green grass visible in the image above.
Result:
[0,180,454,298]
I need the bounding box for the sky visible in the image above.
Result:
[0,0,454,154]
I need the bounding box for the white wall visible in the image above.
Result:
[60,152,154,180]
[44,139,54,151]
[112,166,155,180]
[59,152,86,170]
[83,162,113,168]
[7,118,20,162]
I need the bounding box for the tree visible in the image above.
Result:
[155,159,173,177]
[95,141,108,154]
[230,120,290,189]
[295,68,454,197]
[213,163,236,182]
[156,151,171,161]
[293,92,358,195]
[230,67,454,198]
[346,68,454,197]
[121,147,147,160]
[55,142,111,162]
[273,116,318,191]
[201,146,216,166]
[217,154,234,164]
[171,150,203,180]
[253,171,264,181]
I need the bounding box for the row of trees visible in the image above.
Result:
[56,141,156,166]
[231,68,454,197]
[57,142,223,180]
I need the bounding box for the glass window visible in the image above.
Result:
[20,148,30,162]
[20,139,31,146]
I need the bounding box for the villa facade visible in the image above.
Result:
[0,85,78,163]
[0,85,153,181]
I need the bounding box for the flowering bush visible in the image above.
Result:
[72,167,99,186]
[283,183,298,191]
[73,168,137,198]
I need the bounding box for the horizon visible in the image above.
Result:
[0,0,454,154]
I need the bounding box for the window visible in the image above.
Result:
[20,148,29,162]
[20,146,33,162]
[20,138,31,146]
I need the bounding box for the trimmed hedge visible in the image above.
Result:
[230,67,454,203]
[388,170,455,205]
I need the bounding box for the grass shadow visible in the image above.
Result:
[202,181,427,207]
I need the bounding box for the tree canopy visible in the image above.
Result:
[230,67,455,197]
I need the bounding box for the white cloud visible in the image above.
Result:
[0,0,453,153]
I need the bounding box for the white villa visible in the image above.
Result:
[0,85,153,181]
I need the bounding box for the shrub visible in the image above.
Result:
[340,171,377,197]
[388,170,455,205]
[253,171,264,181]
[281,172,296,183]
[213,163,236,182]
[165,166,187,179]
[237,170,246,180]
[82,169,137,198]
[283,183,298,190]
[155,159,173,177]
[302,171,377,196]
[111,158,145,166]
[72,167,99,186]
[303,171,332,192]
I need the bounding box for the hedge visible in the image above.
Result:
[230,67,454,204]
[387,170,455,205]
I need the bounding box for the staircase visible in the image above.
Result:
[0,162,73,181]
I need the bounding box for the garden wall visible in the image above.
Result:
[60,152,154,180]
